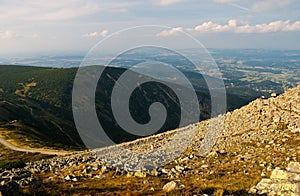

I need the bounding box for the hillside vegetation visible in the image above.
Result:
[0,65,263,151]
[0,81,299,195]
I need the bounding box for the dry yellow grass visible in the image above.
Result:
[15,82,37,97]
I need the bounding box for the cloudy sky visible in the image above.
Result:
[1,0,300,56]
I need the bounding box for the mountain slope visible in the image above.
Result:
[1,84,298,195]
[0,65,263,150]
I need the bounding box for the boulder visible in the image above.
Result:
[162,181,176,193]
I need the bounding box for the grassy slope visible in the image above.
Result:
[0,144,54,170]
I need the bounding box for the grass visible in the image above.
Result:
[0,122,85,152]
[0,113,298,195]
[21,126,300,195]
[20,151,263,194]
[23,163,262,195]
[0,144,54,170]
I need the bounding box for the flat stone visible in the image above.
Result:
[270,168,289,180]
[256,178,273,189]
[163,181,176,193]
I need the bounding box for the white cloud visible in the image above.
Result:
[82,32,98,38]
[0,31,14,39]
[235,20,300,33]
[154,0,187,6]
[0,30,40,39]
[0,30,18,39]
[100,30,109,37]
[157,20,300,36]
[82,30,109,38]
[156,27,183,36]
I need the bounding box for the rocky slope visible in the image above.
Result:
[249,162,300,196]
[0,85,300,195]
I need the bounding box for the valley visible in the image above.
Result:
[0,81,299,195]
[0,50,299,195]
[0,64,260,150]
[2,0,300,194]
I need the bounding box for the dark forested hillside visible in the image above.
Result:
[0,65,263,149]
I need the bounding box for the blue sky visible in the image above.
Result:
[0,0,300,56]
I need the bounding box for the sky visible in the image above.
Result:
[0,0,300,56]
